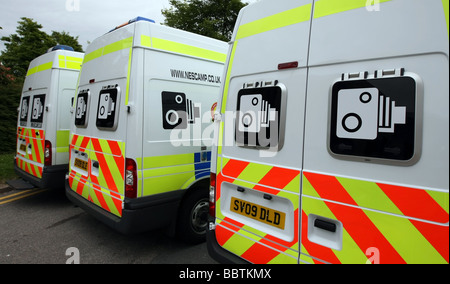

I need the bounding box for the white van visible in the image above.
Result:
[65,17,227,243]
[208,0,449,263]
[15,46,83,189]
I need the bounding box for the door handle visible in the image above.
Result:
[314,219,337,233]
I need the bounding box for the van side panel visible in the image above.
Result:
[301,0,449,263]
[141,47,221,197]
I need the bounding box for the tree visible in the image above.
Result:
[0,17,83,79]
[51,31,83,52]
[162,0,248,41]
[0,64,22,154]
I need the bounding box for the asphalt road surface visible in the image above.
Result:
[0,182,217,264]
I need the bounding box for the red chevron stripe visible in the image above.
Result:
[216,217,245,246]
[258,167,300,191]
[216,224,237,247]
[378,183,449,263]
[304,172,406,264]
[91,139,119,194]
[241,240,281,264]
[243,208,300,263]
[107,140,125,179]
[221,159,250,178]
[32,136,42,164]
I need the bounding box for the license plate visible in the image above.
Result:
[19,144,26,152]
[230,197,286,230]
[74,158,88,171]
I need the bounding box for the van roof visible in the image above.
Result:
[26,49,84,77]
[83,17,228,65]
[107,16,155,33]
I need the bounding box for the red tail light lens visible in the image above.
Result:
[209,173,216,218]
[44,140,52,166]
[125,158,137,198]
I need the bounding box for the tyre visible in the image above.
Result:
[177,188,209,244]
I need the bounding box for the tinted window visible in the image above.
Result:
[96,86,119,130]
[30,94,46,128]
[19,96,30,127]
[329,76,417,161]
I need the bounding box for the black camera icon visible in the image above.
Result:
[336,87,406,140]
[161,91,200,130]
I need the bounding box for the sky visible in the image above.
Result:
[0,0,258,53]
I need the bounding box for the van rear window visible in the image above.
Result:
[19,96,30,127]
[235,85,285,149]
[75,90,90,128]
[96,86,120,130]
[30,94,46,128]
[329,76,418,162]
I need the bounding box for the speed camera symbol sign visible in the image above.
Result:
[336,87,406,140]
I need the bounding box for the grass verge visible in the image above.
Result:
[0,153,17,183]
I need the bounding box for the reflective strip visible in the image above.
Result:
[443,0,449,37]
[141,35,226,63]
[236,3,312,40]
[83,37,133,64]
[142,153,194,169]
[26,61,53,76]
[216,157,300,264]
[16,128,45,179]
[68,134,125,218]
[56,130,70,152]
[220,42,237,113]
[220,4,312,112]
[89,138,125,217]
[16,156,43,179]
[82,37,133,105]
[302,172,449,264]
[125,46,133,105]
[58,55,83,70]
[141,152,211,196]
[313,0,392,19]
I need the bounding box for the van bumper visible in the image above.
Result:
[65,178,183,235]
[206,217,249,264]
[14,159,67,189]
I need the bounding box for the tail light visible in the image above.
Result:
[125,158,137,198]
[44,140,52,166]
[209,173,216,218]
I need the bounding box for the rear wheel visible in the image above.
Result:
[177,188,209,244]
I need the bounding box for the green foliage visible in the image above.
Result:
[162,0,248,41]
[1,17,83,79]
[0,153,17,183]
[0,76,22,154]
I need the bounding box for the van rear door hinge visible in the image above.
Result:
[341,68,405,81]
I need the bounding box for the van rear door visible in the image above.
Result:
[69,31,133,218]
[16,88,48,179]
[302,0,449,264]
[214,0,313,264]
